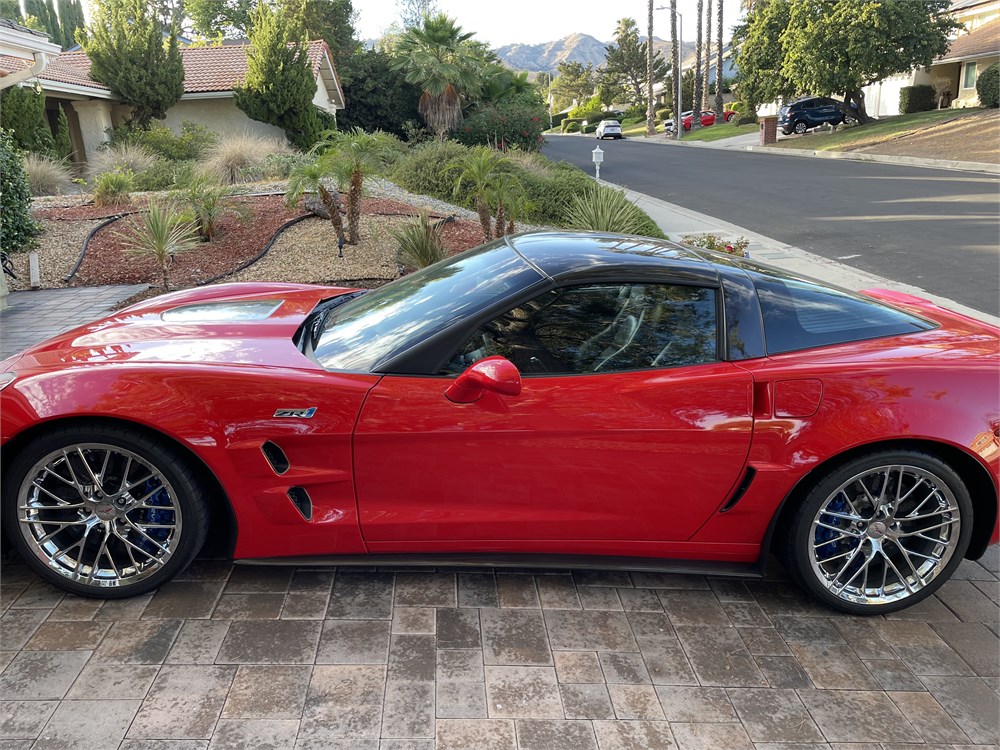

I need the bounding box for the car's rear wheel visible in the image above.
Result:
[793,121,808,134]
[2,425,209,598]
[784,450,972,615]
[844,115,858,125]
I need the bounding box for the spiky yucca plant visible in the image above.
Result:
[115,199,200,289]
[173,172,248,241]
[563,185,655,235]
[451,146,503,242]
[311,128,403,244]
[394,210,447,271]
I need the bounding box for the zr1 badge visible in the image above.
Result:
[273,407,317,418]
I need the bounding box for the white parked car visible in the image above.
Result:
[595,120,623,139]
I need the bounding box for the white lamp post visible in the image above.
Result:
[592,145,604,182]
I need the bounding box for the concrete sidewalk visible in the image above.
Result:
[618,183,1000,327]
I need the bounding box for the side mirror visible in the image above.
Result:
[445,356,522,404]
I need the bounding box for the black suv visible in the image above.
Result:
[778,96,858,135]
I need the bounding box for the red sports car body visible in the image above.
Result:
[2,232,997,613]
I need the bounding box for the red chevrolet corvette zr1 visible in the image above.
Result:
[2,232,997,614]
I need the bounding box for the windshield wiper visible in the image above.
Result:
[300,290,369,352]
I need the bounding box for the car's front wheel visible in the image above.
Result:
[2,424,210,598]
[784,450,972,615]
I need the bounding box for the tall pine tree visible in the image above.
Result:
[24,0,60,41]
[58,0,86,48]
[234,1,320,149]
[79,0,185,126]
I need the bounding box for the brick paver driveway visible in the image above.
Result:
[0,552,997,749]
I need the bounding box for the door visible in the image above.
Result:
[354,282,754,553]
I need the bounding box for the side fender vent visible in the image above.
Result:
[287,487,313,521]
[261,441,290,475]
[720,467,757,513]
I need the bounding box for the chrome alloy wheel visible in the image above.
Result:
[17,443,183,588]
[809,464,960,606]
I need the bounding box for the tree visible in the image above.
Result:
[23,0,60,41]
[550,60,596,110]
[312,127,402,244]
[645,0,655,135]
[451,146,502,242]
[1,129,39,255]
[397,0,437,28]
[690,0,703,129]
[393,13,482,138]
[0,0,20,19]
[0,84,54,154]
[737,0,960,123]
[714,0,724,117]
[703,0,712,111]
[233,1,320,149]
[58,0,86,49]
[79,0,184,127]
[670,0,680,139]
[337,49,421,136]
[603,18,669,108]
[285,158,347,251]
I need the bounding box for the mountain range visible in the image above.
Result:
[493,33,698,74]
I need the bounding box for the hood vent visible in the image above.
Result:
[287,487,312,520]
[261,441,290,475]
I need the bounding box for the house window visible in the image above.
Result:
[963,62,978,89]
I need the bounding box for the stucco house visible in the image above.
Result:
[863,0,999,117]
[0,36,345,163]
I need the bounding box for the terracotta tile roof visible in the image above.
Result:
[938,18,1000,62]
[19,39,331,95]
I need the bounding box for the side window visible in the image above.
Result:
[445,284,718,375]
[799,99,816,110]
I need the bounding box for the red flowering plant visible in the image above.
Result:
[452,102,548,152]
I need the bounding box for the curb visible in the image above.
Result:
[746,145,1000,174]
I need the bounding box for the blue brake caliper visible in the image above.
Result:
[136,479,173,555]
[814,496,859,577]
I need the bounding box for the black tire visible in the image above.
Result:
[2,424,210,598]
[725,112,737,122]
[793,120,808,134]
[782,450,973,615]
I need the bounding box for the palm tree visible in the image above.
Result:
[480,67,533,104]
[488,172,531,238]
[715,0,725,118]
[646,0,656,137]
[312,128,402,244]
[285,159,347,255]
[703,0,713,111]
[115,199,200,290]
[671,0,680,141]
[451,146,502,242]
[691,0,704,130]
[394,14,482,139]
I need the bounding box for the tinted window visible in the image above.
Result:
[446,284,718,375]
[797,100,816,109]
[753,274,933,355]
[314,241,542,372]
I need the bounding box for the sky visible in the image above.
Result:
[355,0,748,47]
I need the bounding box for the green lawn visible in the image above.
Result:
[770,108,981,151]
[681,123,759,142]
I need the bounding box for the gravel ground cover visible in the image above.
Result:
[7,219,103,290]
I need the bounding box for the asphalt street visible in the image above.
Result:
[543,135,1000,315]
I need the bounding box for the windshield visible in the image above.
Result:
[313,239,543,372]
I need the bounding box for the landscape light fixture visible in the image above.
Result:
[592,145,604,181]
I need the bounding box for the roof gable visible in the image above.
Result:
[938,18,1000,62]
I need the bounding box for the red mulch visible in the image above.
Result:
[57,192,491,290]
[73,196,307,287]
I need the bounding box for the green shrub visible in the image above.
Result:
[131,160,198,192]
[899,85,936,114]
[453,101,548,152]
[53,106,72,160]
[394,210,447,270]
[174,172,248,240]
[92,168,134,207]
[240,152,309,181]
[551,112,569,129]
[581,123,598,134]
[563,120,582,133]
[655,108,671,121]
[0,84,54,155]
[23,153,73,196]
[514,161,594,226]
[568,94,605,123]
[563,184,665,238]
[110,120,218,162]
[736,113,759,126]
[623,105,645,120]
[977,62,999,108]
[114,199,200,289]
[0,129,39,254]
[389,140,467,202]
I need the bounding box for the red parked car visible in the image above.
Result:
[2,232,997,614]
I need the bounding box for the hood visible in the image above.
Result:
[5,282,358,373]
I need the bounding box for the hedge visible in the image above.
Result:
[977,63,999,108]
[899,85,936,114]
[1,129,39,255]
[452,101,548,152]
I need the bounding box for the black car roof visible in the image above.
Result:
[505,231,720,287]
